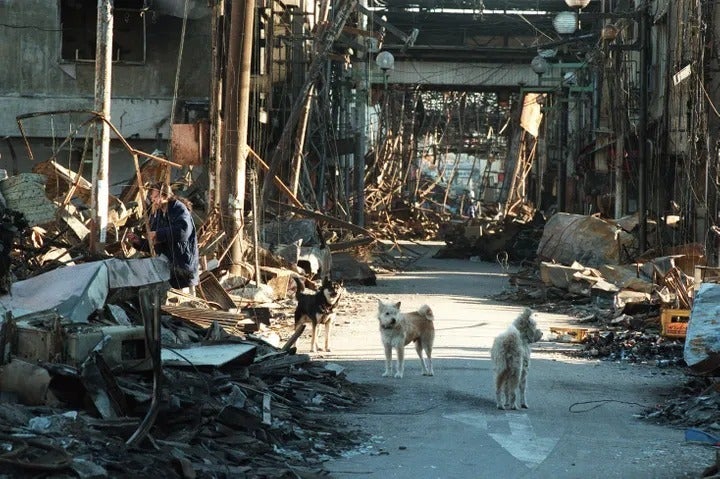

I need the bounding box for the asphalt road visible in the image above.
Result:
[294,243,712,479]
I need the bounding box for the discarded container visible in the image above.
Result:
[549,326,592,343]
[660,308,690,339]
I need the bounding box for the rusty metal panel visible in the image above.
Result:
[197,271,237,311]
[170,122,208,166]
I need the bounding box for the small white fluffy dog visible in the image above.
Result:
[377,300,435,378]
[491,308,543,410]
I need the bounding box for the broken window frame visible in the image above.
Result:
[59,0,148,65]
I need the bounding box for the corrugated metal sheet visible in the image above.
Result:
[378,61,538,87]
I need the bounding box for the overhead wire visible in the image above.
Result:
[168,0,191,141]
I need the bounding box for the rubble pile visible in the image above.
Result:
[436,202,545,262]
[643,377,720,429]
[574,330,684,364]
[491,212,709,365]
[0,158,377,479]
[496,279,687,364]
[0,345,368,478]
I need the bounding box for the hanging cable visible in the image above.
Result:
[168,0,191,145]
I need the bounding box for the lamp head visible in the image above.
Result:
[376,51,395,72]
[531,55,549,76]
[553,11,578,35]
[565,0,591,9]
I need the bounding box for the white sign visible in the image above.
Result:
[673,64,692,86]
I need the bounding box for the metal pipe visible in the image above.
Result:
[558,89,568,211]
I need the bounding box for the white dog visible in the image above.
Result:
[377,300,435,378]
[491,308,543,410]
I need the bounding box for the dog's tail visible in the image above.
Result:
[418,304,434,321]
[293,276,305,300]
[514,307,533,326]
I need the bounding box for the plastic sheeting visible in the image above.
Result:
[0,257,170,323]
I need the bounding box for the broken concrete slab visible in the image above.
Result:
[539,261,584,289]
[0,173,57,226]
[598,264,654,293]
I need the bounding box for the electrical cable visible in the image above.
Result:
[568,399,651,413]
[168,0,191,140]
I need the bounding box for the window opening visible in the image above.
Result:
[60,0,147,64]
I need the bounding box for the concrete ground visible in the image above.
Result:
[293,243,713,479]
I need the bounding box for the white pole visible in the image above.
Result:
[92,0,113,251]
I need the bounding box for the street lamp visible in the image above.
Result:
[376,51,395,75]
[558,0,592,34]
[565,0,591,9]
[530,55,549,84]
[553,11,578,35]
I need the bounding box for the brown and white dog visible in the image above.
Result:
[293,276,344,352]
[491,308,543,410]
[377,300,435,378]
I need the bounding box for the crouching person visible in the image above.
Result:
[128,181,199,293]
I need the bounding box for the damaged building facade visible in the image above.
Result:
[0,0,212,186]
[1,1,720,260]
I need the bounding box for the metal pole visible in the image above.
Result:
[210,1,224,209]
[355,86,367,226]
[223,0,242,230]
[91,0,113,253]
[558,89,568,212]
[230,0,254,274]
[355,0,369,227]
[638,6,649,252]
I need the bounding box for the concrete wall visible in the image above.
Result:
[0,0,212,140]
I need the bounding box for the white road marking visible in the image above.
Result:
[444,411,558,468]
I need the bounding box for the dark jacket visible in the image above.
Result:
[139,199,199,288]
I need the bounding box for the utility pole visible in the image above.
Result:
[231,0,254,273]
[222,0,254,273]
[209,1,224,210]
[222,0,241,226]
[91,0,113,254]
